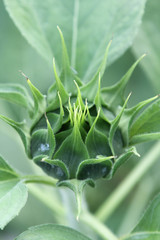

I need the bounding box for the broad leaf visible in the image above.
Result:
[15,224,92,240]
[0,179,28,230]
[132,0,160,91]
[4,0,146,82]
[132,193,160,232]
[121,232,160,240]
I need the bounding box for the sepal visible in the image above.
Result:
[41,158,70,180]
[57,26,82,93]
[129,98,160,145]
[53,58,69,105]
[120,95,158,145]
[27,78,46,121]
[76,156,113,180]
[85,110,111,158]
[107,147,139,179]
[101,54,146,112]
[109,93,131,154]
[81,41,112,102]
[53,120,89,178]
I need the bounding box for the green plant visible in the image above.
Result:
[0,1,160,240]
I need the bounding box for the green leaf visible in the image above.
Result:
[129,98,160,145]
[121,232,160,240]
[101,55,145,111]
[132,0,160,92]
[0,156,18,181]
[0,179,28,230]
[4,0,146,82]
[15,224,92,240]
[0,84,33,112]
[132,193,160,232]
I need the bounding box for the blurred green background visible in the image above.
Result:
[0,0,160,239]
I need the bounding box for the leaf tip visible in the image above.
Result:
[19,70,29,81]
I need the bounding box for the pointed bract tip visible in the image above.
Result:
[52,58,56,67]
[142,53,147,58]
[127,92,132,100]
[134,150,141,157]
[108,39,113,46]
[41,157,46,162]
[57,90,60,98]
[97,107,101,117]
[76,214,80,222]
[44,113,49,124]
[74,79,78,87]
[19,70,29,81]
[57,25,62,35]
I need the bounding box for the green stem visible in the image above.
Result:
[28,184,65,223]
[96,141,160,222]
[80,211,118,240]
[22,175,65,222]
[22,174,57,186]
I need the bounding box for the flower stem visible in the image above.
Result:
[95,141,160,222]
[21,175,65,221]
[80,211,118,240]
[28,184,65,222]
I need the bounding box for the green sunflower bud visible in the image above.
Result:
[0,28,159,200]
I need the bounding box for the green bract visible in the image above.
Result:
[0,29,159,186]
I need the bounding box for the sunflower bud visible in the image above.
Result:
[0,29,158,187]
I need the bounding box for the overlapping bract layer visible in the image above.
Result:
[0,29,160,185]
